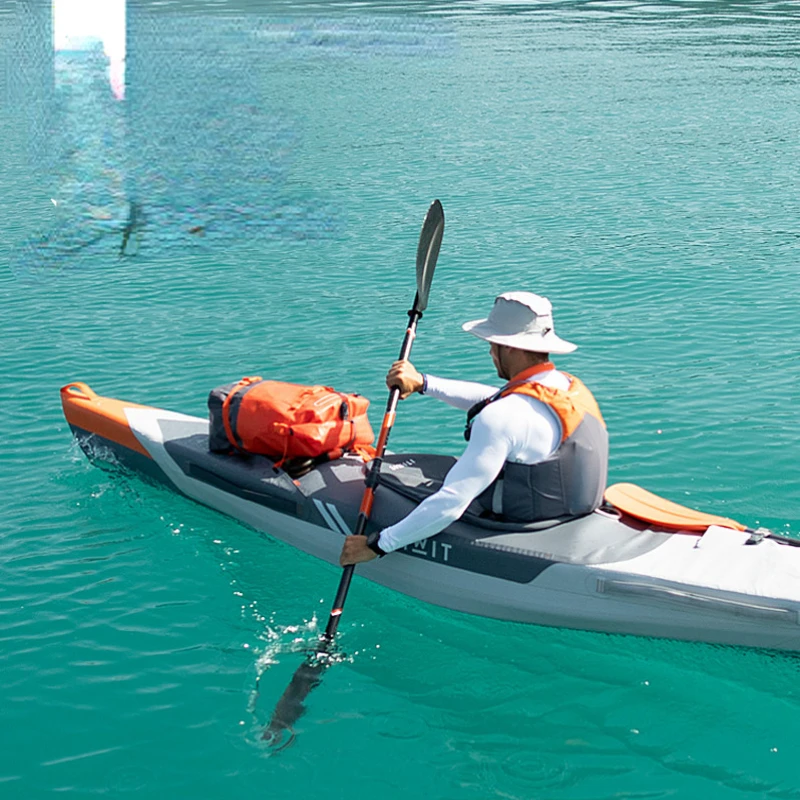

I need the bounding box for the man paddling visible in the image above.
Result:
[339,291,608,565]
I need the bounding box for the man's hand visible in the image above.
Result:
[339,535,379,566]
[386,360,424,399]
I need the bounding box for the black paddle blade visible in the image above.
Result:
[261,655,327,747]
[415,199,444,313]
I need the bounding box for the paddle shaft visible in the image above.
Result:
[322,301,423,641]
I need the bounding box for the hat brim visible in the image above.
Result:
[462,318,578,355]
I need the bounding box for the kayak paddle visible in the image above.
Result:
[262,199,445,746]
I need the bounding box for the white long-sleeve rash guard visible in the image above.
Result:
[377,368,571,553]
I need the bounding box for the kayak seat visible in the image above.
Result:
[375,454,677,564]
[379,453,582,532]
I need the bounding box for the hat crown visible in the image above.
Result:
[461,290,577,354]
[488,292,553,336]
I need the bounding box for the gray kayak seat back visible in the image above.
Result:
[476,413,609,522]
[379,453,580,532]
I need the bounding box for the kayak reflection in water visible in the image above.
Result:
[339,291,609,566]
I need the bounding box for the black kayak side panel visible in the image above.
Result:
[164,433,305,518]
[390,528,553,583]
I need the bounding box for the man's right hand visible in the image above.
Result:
[386,360,424,399]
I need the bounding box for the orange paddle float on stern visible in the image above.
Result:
[604,482,746,532]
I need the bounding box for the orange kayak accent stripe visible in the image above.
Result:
[60,382,152,460]
[604,482,746,532]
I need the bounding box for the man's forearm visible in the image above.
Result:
[378,418,510,552]
[378,484,472,552]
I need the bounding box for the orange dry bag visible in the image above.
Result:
[208,376,374,466]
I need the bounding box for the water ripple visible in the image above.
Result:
[3,1,800,797]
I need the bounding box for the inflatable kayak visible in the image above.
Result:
[61,381,800,652]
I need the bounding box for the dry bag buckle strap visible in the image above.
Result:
[335,392,359,452]
[221,376,262,452]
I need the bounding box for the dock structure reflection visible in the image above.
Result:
[7,1,338,280]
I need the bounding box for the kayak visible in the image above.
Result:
[61,381,800,653]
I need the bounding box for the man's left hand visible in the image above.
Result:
[339,535,378,566]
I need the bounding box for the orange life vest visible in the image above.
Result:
[466,362,608,522]
[497,364,605,440]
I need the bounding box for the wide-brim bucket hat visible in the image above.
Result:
[462,292,578,354]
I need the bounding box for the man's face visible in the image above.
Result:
[490,342,507,379]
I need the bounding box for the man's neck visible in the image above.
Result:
[508,361,555,383]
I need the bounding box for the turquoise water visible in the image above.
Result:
[3,0,800,796]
